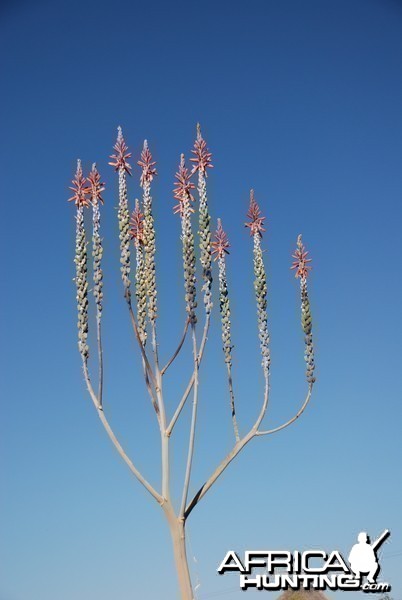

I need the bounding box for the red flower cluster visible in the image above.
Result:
[87,163,105,205]
[138,140,157,187]
[130,201,145,247]
[190,123,213,175]
[173,154,195,216]
[291,235,312,279]
[245,190,266,237]
[212,219,230,260]
[109,127,132,175]
[68,160,90,208]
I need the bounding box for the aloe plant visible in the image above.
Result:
[68,125,316,600]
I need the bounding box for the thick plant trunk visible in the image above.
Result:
[164,506,194,600]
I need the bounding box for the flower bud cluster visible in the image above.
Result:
[253,233,270,376]
[300,277,315,384]
[218,255,233,366]
[131,199,148,344]
[143,179,157,323]
[139,141,158,325]
[174,154,197,324]
[92,200,103,315]
[181,196,197,324]
[75,204,89,360]
[198,172,213,315]
[88,164,105,317]
[118,167,131,300]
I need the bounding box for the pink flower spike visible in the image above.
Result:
[109,126,132,175]
[190,123,213,175]
[138,140,157,187]
[87,163,105,205]
[68,159,90,208]
[291,234,312,278]
[245,189,266,237]
[212,218,230,261]
[173,153,196,215]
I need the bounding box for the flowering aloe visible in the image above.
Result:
[71,160,90,361]
[69,126,317,600]
[110,126,132,300]
[292,235,315,384]
[138,140,158,326]
[212,219,239,440]
[174,154,197,325]
[88,164,105,317]
[191,123,213,315]
[88,163,105,401]
[130,199,147,345]
[245,189,270,376]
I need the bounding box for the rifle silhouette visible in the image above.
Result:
[371,529,390,551]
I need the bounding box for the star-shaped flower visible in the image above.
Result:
[68,159,90,208]
[212,219,230,260]
[190,123,213,175]
[138,140,157,187]
[109,126,132,175]
[291,234,312,278]
[87,163,105,205]
[245,189,266,237]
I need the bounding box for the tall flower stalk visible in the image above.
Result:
[109,126,132,301]
[191,123,213,316]
[173,153,200,517]
[174,154,197,325]
[88,163,105,403]
[130,199,147,346]
[69,159,90,362]
[212,219,239,441]
[291,234,315,384]
[245,190,270,377]
[138,141,157,322]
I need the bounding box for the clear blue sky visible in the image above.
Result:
[1,0,402,599]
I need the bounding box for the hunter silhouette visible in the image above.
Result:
[348,530,389,583]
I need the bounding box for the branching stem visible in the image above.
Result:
[226,364,240,442]
[127,302,159,392]
[184,372,270,518]
[256,385,312,436]
[161,319,190,376]
[82,361,162,504]
[166,313,210,437]
[180,325,199,518]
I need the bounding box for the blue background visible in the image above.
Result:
[1,0,401,598]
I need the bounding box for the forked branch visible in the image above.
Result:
[82,362,162,504]
[166,313,210,437]
[161,318,190,376]
[257,384,312,436]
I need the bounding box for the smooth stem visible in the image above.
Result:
[167,314,210,437]
[161,319,190,375]
[185,373,269,518]
[185,378,315,518]
[96,312,103,406]
[226,363,240,442]
[82,361,162,504]
[256,385,313,436]
[141,356,160,420]
[164,503,194,600]
[150,323,170,497]
[180,325,199,518]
